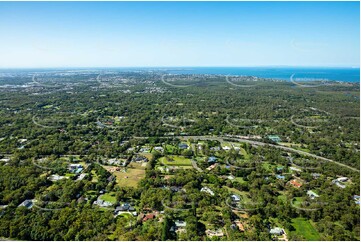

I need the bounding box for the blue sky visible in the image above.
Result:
[0,1,359,68]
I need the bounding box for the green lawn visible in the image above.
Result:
[235,177,247,184]
[100,192,117,203]
[290,217,321,241]
[159,156,192,166]
[291,197,304,208]
[91,170,99,182]
[223,186,242,196]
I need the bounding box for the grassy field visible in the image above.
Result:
[111,168,145,188]
[223,186,254,204]
[235,177,247,184]
[224,186,242,195]
[91,170,99,182]
[159,156,192,166]
[100,192,117,203]
[290,217,321,241]
[292,197,304,207]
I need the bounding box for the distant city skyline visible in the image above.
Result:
[0,1,359,68]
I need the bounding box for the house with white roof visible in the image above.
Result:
[231,194,241,202]
[337,177,348,182]
[201,187,215,196]
[307,190,319,199]
[270,227,284,235]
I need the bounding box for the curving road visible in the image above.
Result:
[191,159,203,172]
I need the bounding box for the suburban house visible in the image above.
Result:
[231,194,241,202]
[139,147,150,153]
[178,143,188,149]
[115,203,135,212]
[48,174,66,181]
[205,229,224,237]
[353,195,360,205]
[170,220,187,233]
[68,164,83,174]
[76,173,87,181]
[290,179,302,188]
[114,203,136,216]
[276,175,285,180]
[337,177,349,182]
[307,190,320,199]
[269,227,284,235]
[227,175,236,180]
[206,163,218,171]
[332,179,347,189]
[312,173,321,179]
[18,199,35,209]
[268,135,282,143]
[133,156,148,163]
[201,187,215,196]
[154,146,164,152]
[0,158,10,163]
[210,146,221,151]
[208,156,217,163]
[94,197,113,207]
[142,213,156,222]
[105,158,121,165]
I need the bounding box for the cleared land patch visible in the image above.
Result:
[159,156,192,166]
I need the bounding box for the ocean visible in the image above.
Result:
[162,67,360,83]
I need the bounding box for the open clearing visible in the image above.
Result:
[159,156,192,166]
[290,217,321,240]
[110,167,145,188]
[100,192,117,203]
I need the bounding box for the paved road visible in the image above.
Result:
[134,135,359,173]
[191,159,203,172]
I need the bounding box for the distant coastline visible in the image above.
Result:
[163,67,360,83]
[0,67,359,83]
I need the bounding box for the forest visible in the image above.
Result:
[0,70,359,241]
